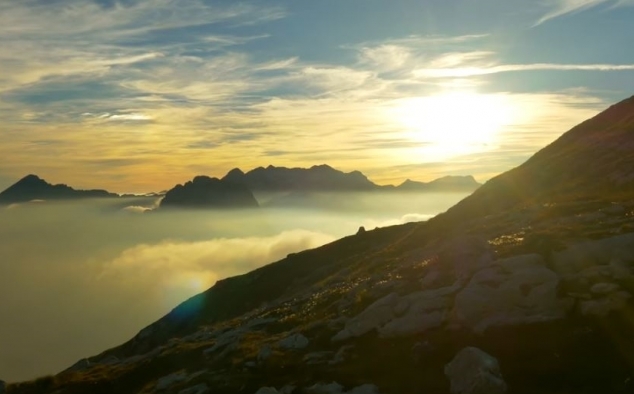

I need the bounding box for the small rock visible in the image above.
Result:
[156,371,188,391]
[411,341,434,364]
[347,384,380,394]
[279,333,310,350]
[444,347,507,394]
[303,351,335,365]
[590,282,620,295]
[258,345,273,361]
[306,382,344,394]
[179,383,209,394]
[255,388,280,394]
[329,345,354,365]
[66,358,91,372]
[357,226,366,235]
[97,355,120,365]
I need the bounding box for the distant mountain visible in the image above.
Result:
[222,164,376,191]
[15,97,634,394]
[159,176,258,209]
[396,175,481,192]
[0,174,117,204]
[223,164,480,193]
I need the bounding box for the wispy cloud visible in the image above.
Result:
[534,0,634,25]
[414,62,634,78]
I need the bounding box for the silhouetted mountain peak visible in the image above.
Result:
[159,176,258,209]
[0,174,117,204]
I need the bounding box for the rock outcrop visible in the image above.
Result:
[450,254,571,333]
[444,347,507,394]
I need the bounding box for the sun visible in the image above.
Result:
[390,91,516,160]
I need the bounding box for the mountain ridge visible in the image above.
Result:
[0,174,118,204]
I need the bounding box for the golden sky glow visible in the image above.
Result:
[0,1,633,192]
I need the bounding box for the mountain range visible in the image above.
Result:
[7,96,634,394]
[0,169,481,207]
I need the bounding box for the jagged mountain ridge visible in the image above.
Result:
[222,165,481,192]
[0,168,481,206]
[8,96,634,394]
[159,176,259,209]
[0,174,118,204]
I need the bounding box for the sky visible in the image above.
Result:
[1,0,634,193]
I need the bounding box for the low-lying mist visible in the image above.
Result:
[0,191,469,382]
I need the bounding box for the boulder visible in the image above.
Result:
[378,288,453,337]
[440,236,495,281]
[179,384,209,394]
[579,291,632,317]
[156,371,188,391]
[451,254,571,333]
[279,333,310,350]
[553,234,634,277]
[444,347,507,394]
[332,293,400,341]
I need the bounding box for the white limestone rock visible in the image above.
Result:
[379,285,458,337]
[305,382,344,394]
[332,293,400,341]
[579,291,632,317]
[553,233,634,277]
[451,254,571,333]
[179,383,209,394]
[444,347,507,394]
[279,333,309,350]
[156,371,188,391]
[590,282,620,295]
[255,387,280,394]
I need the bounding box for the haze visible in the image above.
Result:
[0,192,468,381]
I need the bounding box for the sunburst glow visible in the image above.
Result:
[390,92,517,160]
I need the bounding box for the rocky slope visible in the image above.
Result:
[7,96,634,394]
[0,175,117,204]
[159,176,259,209]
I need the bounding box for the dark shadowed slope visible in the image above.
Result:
[0,175,117,204]
[159,176,259,209]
